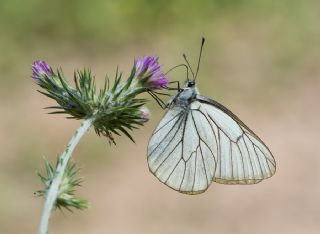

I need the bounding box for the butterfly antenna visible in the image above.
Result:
[183,53,195,80]
[165,63,189,81]
[195,37,205,81]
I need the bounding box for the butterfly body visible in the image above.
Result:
[169,81,198,108]
[147,81,276,194]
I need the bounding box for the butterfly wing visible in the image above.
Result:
[147,103,217,194]
[196,95,276,184]
[148,96,276,194]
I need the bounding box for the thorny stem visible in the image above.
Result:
[38,117,95,234]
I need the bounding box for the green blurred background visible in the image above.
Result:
[1,0,320,233]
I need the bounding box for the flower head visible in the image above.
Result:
[135,56,169,89]
[32,60,53,80]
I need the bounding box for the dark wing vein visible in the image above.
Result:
[191,112,209,186]
[165,158,184,183]
[148,112,184,157]
[152,111,183,136]
[155,141,182,173]
[242,134,256,179]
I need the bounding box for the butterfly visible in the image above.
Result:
[147,38,276,194]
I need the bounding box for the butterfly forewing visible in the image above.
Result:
[197,97,276,184]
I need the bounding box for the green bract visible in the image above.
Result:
[35,159,88,211]
[36,64,154,143]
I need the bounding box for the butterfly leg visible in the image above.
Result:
[167,81,181,91]
[148,91,168,109]
[148,80,181,109]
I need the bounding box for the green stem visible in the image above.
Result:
[38,117,95,234]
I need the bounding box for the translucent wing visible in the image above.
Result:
[147,102,217,194]
[196,95,276,185]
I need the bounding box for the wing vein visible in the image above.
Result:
[230,140,234,179]
[242,135,255,179]
[192,148,198,191]
[152,111,183,136]
[207,114,236,143]
[148,113,184,157]
[191,111,217,164]
[199,144,209,186]
[165,158,183,183]
[254,145,273,173]
[179,161,187,190]
[154,141,182,173]
[252,141,266,178]
[218,129,222,177]
[236,142,246,179]
[193,109,219,150]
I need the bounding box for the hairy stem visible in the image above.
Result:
[38,117,95,234]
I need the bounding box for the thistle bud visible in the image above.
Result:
[32,60,54,80]
[139,106,151,123]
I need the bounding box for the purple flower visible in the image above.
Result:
[135,56,169,89]
[32,60,53,80]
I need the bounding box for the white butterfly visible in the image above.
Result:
[147,39,276,194]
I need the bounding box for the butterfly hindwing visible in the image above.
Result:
[147,102,217,194]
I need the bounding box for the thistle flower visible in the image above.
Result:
[135,56,169,89]
[32,60,54,80]
[33,55,170,234]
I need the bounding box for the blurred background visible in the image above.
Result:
[1,0,320,233]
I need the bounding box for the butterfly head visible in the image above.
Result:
[186,80,195,88]
[171,80,198,108]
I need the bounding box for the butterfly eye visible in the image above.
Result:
[187,81,195,87]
